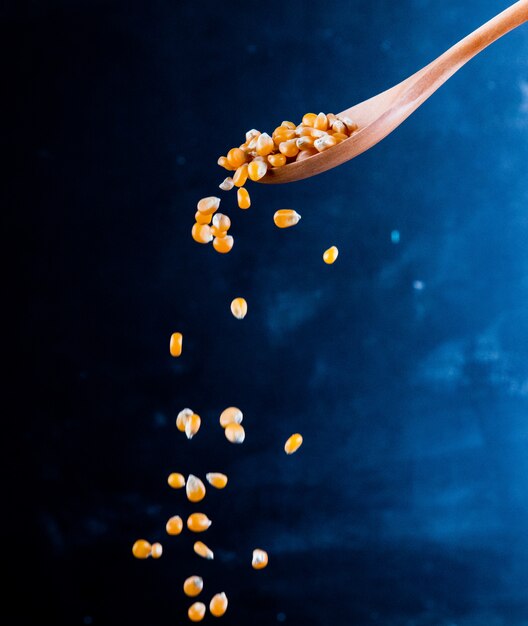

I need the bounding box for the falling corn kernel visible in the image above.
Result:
[233,163,249,187]
[187,513,212,532]
[237,187,250,209]
[166,515,184,536]
[186,474,206,502]
[188,602,206,622]
[167,472,186,489]
[195,211,212,225]
[194,541,214,560]
[323,246,339,264]
[209,592,228,617]
[170,332,183,357]
[226,147,247,169]
[151,542,163,559]
[284,433,303,454]
[176,408,193,432]
[219,177,234,191]
[212,213,231,234]
[184,575,204,597]
[252,548,268,569]
[206,472,228,489]
[224,422,245,444]
[219,407,243,428]
[248,160,268,181]
[185,413,201,439]
[132,539,151,559]
[230,297,247,319]
[273,209,301,229]
[213,235,234,254]
[192,223,213,244]
[197,196,221,216]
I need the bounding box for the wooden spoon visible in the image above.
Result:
[260,0,528,185]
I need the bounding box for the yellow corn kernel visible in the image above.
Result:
[224,422,245,444]
[332,132,349,143]
[167,472,186,488]
[252,548,268,569]
[194,541,214,560]
[327,113,337,126]
[185,413,201,439]
[217,156,236,171]
[226,147,247,168]
[296,135,315,150]
[295,125,317,137]
[272,128,296,145]
[192,223,213,244]
[302,112,317,127]
[186,474,206,502]
[166,515,183,535]
[233,163,249,187]
[284,433,303,454]
[206,472,228,489]
[209,592,228,617]
[170,332,183,357]
[256,133,274,156]
[212,213,231,233]
[296,148,318,161]
[187,513,212,532]
[213,235,234,254]
[195,211,212,225]
[151,542,163,559]
[132,539,151,559]
[246,128,261,142]
[281,120,296,129]
[188,602,206,622]
[184,575,204,597]
[314,134,337,152]
[197,196,221,216]
[314,112,328,131]
[279,139,299,158]
[176,408,193,432]
[248,160,268,181]
[323,246,339,264]
[211,227,226,238]
[338,116,358,133]
[273,209,301,229]
[330,119,347,134]
[237,187,250,209]
[230,297,247,319]
[219,177,234,191]
[219,406,243,428]
[268,153,287,168]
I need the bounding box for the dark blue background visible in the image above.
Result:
[11,1,528,624]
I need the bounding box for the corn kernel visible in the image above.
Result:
[225,422,245,444]
[187,512,212,532]
[273,209,301,229]
[194,541,214,560]
[166,515,183,535]
[184,575,204,597]
[281,120,296,129]
[302,112,317,127]
[213,235,234,254]
[226,147,247,168]
[237,187,250,209]
[132,539,151,559]
[296,135,315,150]
[219,406,243,428]
[209,592,228,617]
[219,177,234,191]
[151,542,163,559]
[170,332,183,357]
[323,246,339,264]
[330,119,347,134]
[217,156,236,171]
[327,113,337,126]
[252,548,268,569]
[279,139,299,158]
[256,132,274,156]
[339,116,358,132]
[272,128,296,144]
[212,213,231,233]
[186,474,206,502]
[197,196,221,215]
[246,128,261,142]
[314,112,328,131]
[195,211,212,225]
[332,132,349,143]
[248,160,268,181]
[233,163,249,187]
[206,472,228,489]
[284,433,303,454]
[296,148,318,161]
[314,135,337,152]
[268,153,287,168]
[192,223,213,244]
[230,297,247,319]
[176,408,193,432]
[185,413,201,439]
[167,472,186,488]
[188,602,206,622]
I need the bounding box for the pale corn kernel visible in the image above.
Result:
[166,515,183,536]
[332,132,349,143]
[246,136,259,151]
[256,133,274,156]
[246,128,261,141]
[209,592,228,617]
[219,406,243,428]
[248,160,268,181]
[192,223,213,244]
[284,433,303,454]
[212,213,231,233]
[176,408,193,432]
[217,156,235,171]
[281,120,296,129]
[330,119,347,134]
[225,422,245,444]
[230,297,247,319]
[252,548,268,569]
[187,513,212,532]
[132,539,151,559]
[296,148,318,161]
[206,472,228,489]
[233,163,249,187]
[279,139,299,158]
[295,125,316,137]
[314,135,337,152]
[188,602,206,622]
[170,332,183,357]
[184,575,204,597]
[327,113,337,126]
[194,541,214,560]
[197,196,221,215]
[195,211,213,225]
[296,136,315,150]
[339,116,358,132]
[186,474,206,502]
[151,542,163,559]
[185,413,201,439]
[273,209,301,229]
[323,246,339,264]
[302,112,317,127]
[167,472,186,488]
[213,235,234,254]
[268,153,287,168]
[237,187,250,209]
[219,177,234,191]
[314,112,328,131]
[226,147,247,168]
